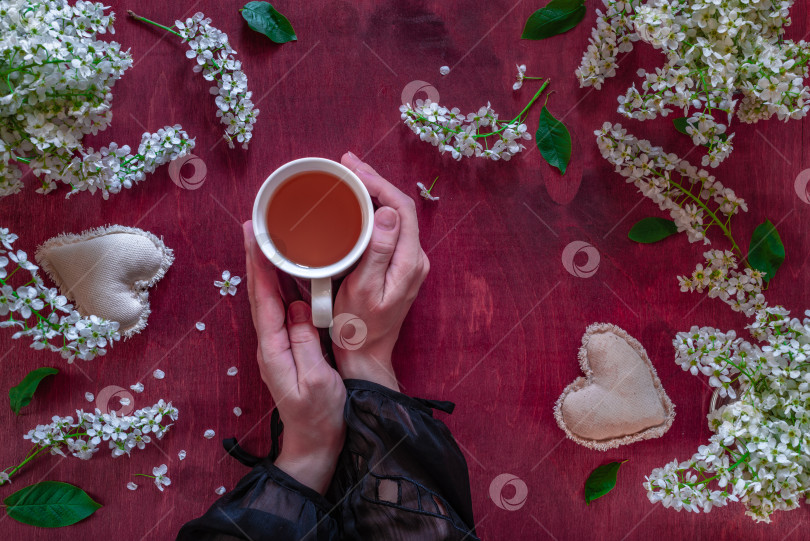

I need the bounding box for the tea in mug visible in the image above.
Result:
[266,171,362,268]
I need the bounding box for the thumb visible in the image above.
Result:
[286,301,327,378]
[351,207,400,298]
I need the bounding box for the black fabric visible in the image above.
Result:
[222,409,284,468]
[177,380,479,541]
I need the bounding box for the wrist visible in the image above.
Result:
[334,350,399,391]
[275,436,343,495]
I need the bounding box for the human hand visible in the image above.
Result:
[332,152,430,391]
[242,221,346,495]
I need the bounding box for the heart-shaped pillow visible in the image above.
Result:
[554,323,675,451]
[35,225,174,338]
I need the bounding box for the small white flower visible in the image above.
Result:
[417,182,440,201]
[126,482,138,491]
[204,429,215,439]
[214,271,241,296]
[512,64,527,91]
[119,397,131,406]
[0,472,10,485]
[227,366,238,376]
[233,407,242,417]
[85,392,95,402]
[439,65,450,76]
[153,369,165,380]
[215,486,227,495]
[178,450,187,460]
[130,382,144,393]
[152,464,171,492]
[196,322,206,331]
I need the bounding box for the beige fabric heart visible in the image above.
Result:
[554,323,675,451]
[35,225,174,338]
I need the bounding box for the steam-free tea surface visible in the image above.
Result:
[266,171,362,267]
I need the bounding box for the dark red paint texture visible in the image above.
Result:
[1,1,808,539]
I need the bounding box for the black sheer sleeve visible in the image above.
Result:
[176,411,340,541]
[329,379,479,541]
[176,380,478,541]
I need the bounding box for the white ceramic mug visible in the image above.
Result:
[252,158,374,328]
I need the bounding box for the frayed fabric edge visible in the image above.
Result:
[553,322,676,451]
[35,224,175,339]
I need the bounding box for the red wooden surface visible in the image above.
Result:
[1,1,809,539]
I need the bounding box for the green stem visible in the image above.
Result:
[515,80,549,122]
[683,451,750,488]
[660,174,745,259]
[127,11,182,37]
[424,176,438,195]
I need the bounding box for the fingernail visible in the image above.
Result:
[289,301,309,323]
[347,151,358,160]
[376,207,397,231]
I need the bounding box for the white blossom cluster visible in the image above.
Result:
[399,99,531,161]
[0,399,180,486]
[678,249,768,317]
[575,0,642,90]
[0,0,195,198]
[578,0,810,167]
[175,12,259,149]
[31,126,195,199]
[595,122,747,244]
[647,306,810,522]
[0,227,120,362]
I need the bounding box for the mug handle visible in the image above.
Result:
[311,277,332,328]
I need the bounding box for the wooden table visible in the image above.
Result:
[1,1,808,539]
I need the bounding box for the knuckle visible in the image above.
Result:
[421,255,431,278]
[402,196,417,214]
[370,237,396,256]
[302,370,331,391]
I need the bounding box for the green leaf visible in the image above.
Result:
[585,460,626,504]
[521,0,586,40]
[628,217,678,244]
[9,367,58,415]
[4,481,101,528]
[748,220,785,282]
[240,2,297,43]
[536,106,572,174]
[672,117,690,135]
